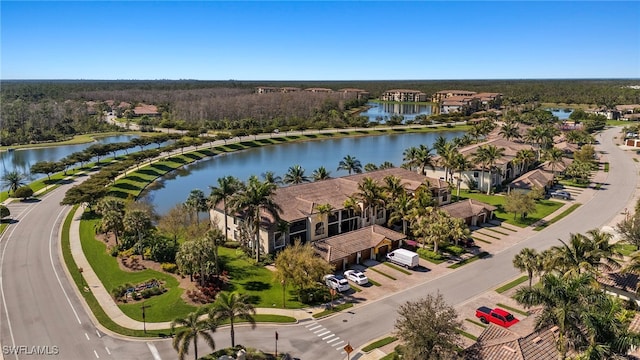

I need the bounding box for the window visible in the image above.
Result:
[376,208,384,219]
[274,233,285,249]
[314,223,325,236]
[474,172,479,178]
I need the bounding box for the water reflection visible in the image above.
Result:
[143,131,464,215]
[359,102,434,123]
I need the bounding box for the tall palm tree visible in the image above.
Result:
[171,307,216,360]
[337,155,362,175]
[95,197,126,245]
[512,247,542,287]
[450,153,472,200]
[311,166,331,181]
[343,195,361,231]
[209,176,241,242]
[383,175,406,200]
[283,164,310,185]
[123,209,152,259]
[402,146,419,171]
[514,149,536,175]
[209,291,256,348]
[436,141,457,182]
[388,192,412,235]
[415,145,436,175]
[482,145,505,195]
[230,176,281,262]
[544,146,566,176]
[472,146,489,194]
[513,273,606,360]
[1,171,26,195]
[354,177,385,226]
[549,231,621,277]
[185,189,207,225]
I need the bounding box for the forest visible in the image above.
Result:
[1,79,639,146]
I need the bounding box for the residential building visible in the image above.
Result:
[440,199,496,226]
[431,90,477,103]
[305,87,334,93]
[338,88,370,100]
[380,89,428,102]
[255,86,302,94]
[426,138,535,193]
[210,168,450,257]
[133,104,160,117]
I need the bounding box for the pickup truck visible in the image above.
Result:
[475,306,519,328]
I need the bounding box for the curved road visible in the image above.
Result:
[0,126,635,360]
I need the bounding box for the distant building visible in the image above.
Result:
[133,104,160,117]
[380,89,428,102]
[338,88,370,100]
[431,90,477,103]
[255,86,302,94]
[304,87,334,93]
[432,90,502,114]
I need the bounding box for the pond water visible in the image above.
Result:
[0,135,141,181]
[142,130,464,215]
[547,108,574,120]
[359,102,435,123]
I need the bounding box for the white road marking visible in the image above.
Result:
[322,334,335,340]
[313,328,326,334]
[316,330,330,337]
[85,332,90,340]
[147,342,162,360]
[50,207,82,324]
[105,347,111,355]
[96,329,102,338]
[94,350,99,358]
[307,324,321,330]
[327,337,341,344]
[333,340,344,347]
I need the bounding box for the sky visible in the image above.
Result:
[1,1,639,81]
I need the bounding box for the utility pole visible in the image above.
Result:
[141,301,150,333]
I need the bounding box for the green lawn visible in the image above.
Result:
[619,244,638,256]
[79,216,196,322]
[459,190,563,227]
[534,203,581,231]
[0,131,144,152]
[219,247,305,309]
[496,275,529,294]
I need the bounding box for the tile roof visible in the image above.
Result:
[314,225,406,262]
[133,104,159,115]
[598,270,639,293]
[440,199,496,219]
[509,169,554,190]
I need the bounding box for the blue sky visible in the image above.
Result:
[2,1,639,80]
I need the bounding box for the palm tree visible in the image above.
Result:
[209,292,256,348]
[436,141,457,182]
[185,189,207,225]
[512,248,542,287]
[354,177,385,226]
[544,146,566,176]
[171,307,216,360]
[311,166,331,181]
[337,155,362,175]
[230,176,281,262]
[482,145,505,195]
[261,171,282,185]
[209,176,241,242]
[415,145,436,175]
[383,175,406,200]
[95,197,126,245]
[402,146,419,171]
[513,273,606,359]
[283,164,310,185]
[498,122,521,142]
[1,171,26,195]
[388,192,412,235]
[450,153,472,200]
[514,149,536,175]
[472,146,489,194]
[379,161,394,169]
[549,231,621,277]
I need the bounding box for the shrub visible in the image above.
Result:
[417,248,445,261]
[0,205,10,220]
[161,263,178,273]
[442,244,465,256]
[109,244,121,257]
[118,247,135,258]
[223,241,241,249]
[141,289,153,299]
[14,186,34,200]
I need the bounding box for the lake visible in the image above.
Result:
[359,102,435,123]
[141,130,465,215]
[0,135,141,181]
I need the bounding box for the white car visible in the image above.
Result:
[344,270,369,285]
[323,274,350,292]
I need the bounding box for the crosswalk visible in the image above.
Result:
[304,321,347,356]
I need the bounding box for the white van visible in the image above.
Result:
[386,249,419,269]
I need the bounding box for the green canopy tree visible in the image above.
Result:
[170,307,216,360]
[209,291,256,348]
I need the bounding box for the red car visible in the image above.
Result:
[476,306,519,328]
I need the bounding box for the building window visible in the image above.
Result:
[315,223,325,236]
[474,172,479,178]
[274,233,285,249]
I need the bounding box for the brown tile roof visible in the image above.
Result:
[538,158,572,173]
[440,199,496,219]
[268,168,446,222]
[510,169,554,190]
[598,270,639,293]
[314,225,405,262]
[435,90,477,95]
[467,316,560,360]
[305,88,333,92]
[385,89,425,93]
[616,104,640,112]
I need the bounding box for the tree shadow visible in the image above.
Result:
[242,281,271,292]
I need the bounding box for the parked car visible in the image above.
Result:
[475,306,519,328]
[386,249,420,269]
[344,270,369,285]
[549,190,571,199]
[323,274,350,292]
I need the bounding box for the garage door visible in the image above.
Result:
[360,248,371,263]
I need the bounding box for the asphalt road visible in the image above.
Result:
[0,126,635,360]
